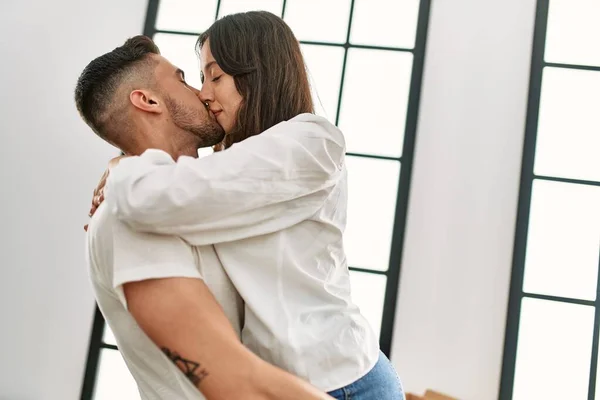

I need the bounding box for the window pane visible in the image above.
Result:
[350,0,420,49]
[284,0,352,43]
[535,67,600,182]
[523,180,600,300]
[218,0,283,18]
[301,44,345,120]
[339,49,413,157]
[512,298,594,400]
[93,349,140,400]
[545,0,600,66]
[156,0,217,33]
[349,271,386,338]
[102,324,117,346]
[346,157,400,271]
[153,33,202,89]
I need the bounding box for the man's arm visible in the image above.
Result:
[105,115,345,246]
[124,277,332,400]
[97,212,331,399]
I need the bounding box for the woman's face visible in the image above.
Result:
[198,40,243,134]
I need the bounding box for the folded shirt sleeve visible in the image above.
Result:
[110,216,202,309]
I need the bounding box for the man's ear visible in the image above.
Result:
[130,89,162,114]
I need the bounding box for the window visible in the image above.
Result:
[81,0,431,398]
[501,1,600,399]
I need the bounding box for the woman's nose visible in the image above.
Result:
[198,84,213,103]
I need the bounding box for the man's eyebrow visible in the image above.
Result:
[175,68,185,80]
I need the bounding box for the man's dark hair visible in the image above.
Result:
[74,35,160,142]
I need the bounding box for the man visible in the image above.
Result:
[76,35,330,400]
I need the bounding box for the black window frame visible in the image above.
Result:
[500,1,600,399]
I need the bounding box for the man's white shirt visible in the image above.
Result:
[86,204,243,400]
[106,113,380,391]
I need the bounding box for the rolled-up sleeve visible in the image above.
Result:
[105,117,345,246]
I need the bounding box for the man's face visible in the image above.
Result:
[152,55,225,148]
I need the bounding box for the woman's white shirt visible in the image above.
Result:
[105,113,380,391]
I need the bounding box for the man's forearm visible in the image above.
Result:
[160,347,209,387]
[124,277,332,400]
[252,358,335,400]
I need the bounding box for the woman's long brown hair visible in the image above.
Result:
[197,11,314,149]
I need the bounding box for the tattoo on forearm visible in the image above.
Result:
[162,347,209,385]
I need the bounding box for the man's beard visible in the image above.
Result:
[164,95,225,148]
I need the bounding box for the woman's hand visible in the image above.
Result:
[84,155,129,231]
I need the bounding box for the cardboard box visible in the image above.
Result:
[406,389,458,400]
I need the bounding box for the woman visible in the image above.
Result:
[96,11,404,400]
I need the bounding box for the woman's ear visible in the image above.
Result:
[130,89,162,114]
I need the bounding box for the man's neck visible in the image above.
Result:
[172,144,200,159]
[127,126,201,160]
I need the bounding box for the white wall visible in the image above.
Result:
[0,1,147,398]
[390,1,537,400]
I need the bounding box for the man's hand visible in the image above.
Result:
[84,155,129,231]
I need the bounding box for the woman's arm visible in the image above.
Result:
[105,118,345,245]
